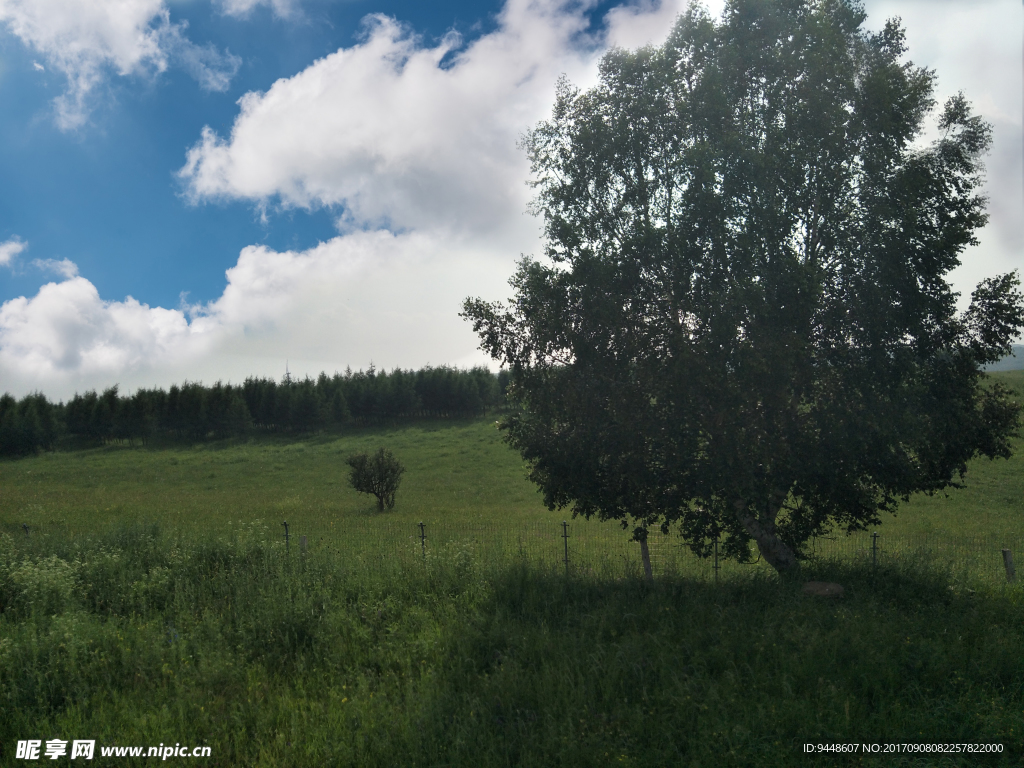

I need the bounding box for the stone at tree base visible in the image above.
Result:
[802,581,845,598]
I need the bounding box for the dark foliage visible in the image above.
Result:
[463,0,1024,572]
[0,393,59,456]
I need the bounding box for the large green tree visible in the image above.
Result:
[462,0,1024,572]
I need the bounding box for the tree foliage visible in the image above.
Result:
[462,0,1024,572]
[0,393,59,456]
[346,448,406,511]
[0,366,508,457]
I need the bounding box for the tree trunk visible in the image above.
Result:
[733,500,798,573]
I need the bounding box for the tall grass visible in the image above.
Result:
[1,524,1021,766]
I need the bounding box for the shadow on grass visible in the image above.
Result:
[410,554,1022,767]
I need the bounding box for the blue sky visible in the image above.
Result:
[0,0,514,310]
[0,0,1020,398]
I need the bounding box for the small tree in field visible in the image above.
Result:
[462,0,1024,573]
[347,448,405,511]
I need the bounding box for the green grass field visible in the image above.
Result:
[0,371,1022,766]
[1,372,1021,577]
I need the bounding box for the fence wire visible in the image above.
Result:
[280,518,1023,585]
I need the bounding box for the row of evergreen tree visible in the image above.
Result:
[0,365,510,457]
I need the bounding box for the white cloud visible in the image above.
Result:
[0,0,240,130]
[32,257,79,279]
[32,60,43,71]
[197,230,507,364]
[215,0,297,19]
[0,277,202,382]
[179,0,612,237]
[0,237,26,267]
[603,0,694,49]
[166,24,241,92]
[0,230,507,397]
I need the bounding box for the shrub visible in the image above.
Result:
[346,447,405,511]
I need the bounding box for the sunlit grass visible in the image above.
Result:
[2,376,1022,553]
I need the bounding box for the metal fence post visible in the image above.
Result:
[1002,549,1016,582]
[562,521,569,576]
[871,532,878,569]
[282,521,289,553]
[419,522,426,558]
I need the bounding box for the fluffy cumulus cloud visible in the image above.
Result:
[0,0,240,129]
[0,276,200,385]
[179,0,698,236]
[0,231,511,397]
[182,1,594,236]
[200,230,511,369]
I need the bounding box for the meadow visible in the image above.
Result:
[0,371,1021,766]
[3,372,1023,557]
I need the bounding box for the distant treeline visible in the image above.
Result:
[0,366,510,457]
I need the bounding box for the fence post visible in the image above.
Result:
[871,532,878,569]
[282,521,289,553]
[713,531,720,585]
[562,521,569,577]
[419,522,426,558]
[300,535,308,556]
[1002,549,1016,583]
[638,527,653,583]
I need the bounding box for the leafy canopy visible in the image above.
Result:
[462,0,1024,572]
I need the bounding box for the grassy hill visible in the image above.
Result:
[2,371,1022,556]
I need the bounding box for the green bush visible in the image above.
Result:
[346,447,405,511]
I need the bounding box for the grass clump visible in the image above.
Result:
[1,525,1021,767]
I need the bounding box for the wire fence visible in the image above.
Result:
[275,517,1022,585]
[9,514,1019,585]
